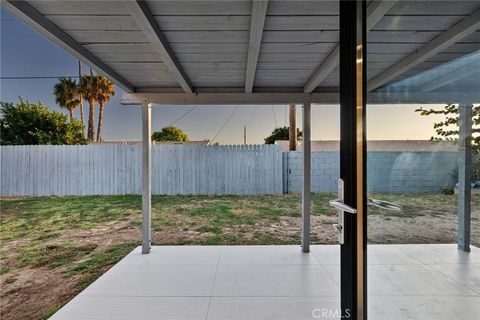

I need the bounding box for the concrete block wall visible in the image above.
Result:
[367,151,457,192]
[284,152,339,193]
[284,151,457,193]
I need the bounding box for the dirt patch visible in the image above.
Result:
[1,267,79,320]
[54,218,140,251]
[224,215,339,244]
[0,220,140,320]
[368,208,480,245]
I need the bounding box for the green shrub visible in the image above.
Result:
[0,98,86,145]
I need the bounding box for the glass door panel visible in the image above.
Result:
[366,1,480,319]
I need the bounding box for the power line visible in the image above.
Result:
[210,106,239,144]
[103,124,247,134]
[271,105,278,128]
[244,106,259,145]
[188,126,243,131]
[246,106,258,126]
[105,126,245,134]
[0,76,80,79]
[166,106,197,127]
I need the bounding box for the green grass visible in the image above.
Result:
[147,193,340,244]
[0,195,140,241]
[1,193,468,248]
[67,243,137,278]
[0,266,11,274]
[0,192,471,266]
[41,307,60,320]
[16,242,98,269]
[1,192,474,320]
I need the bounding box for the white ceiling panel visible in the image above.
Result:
[7,0,480,93]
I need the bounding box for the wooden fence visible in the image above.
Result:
[0,144,283,196]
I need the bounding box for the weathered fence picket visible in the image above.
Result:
[0,144,283,196]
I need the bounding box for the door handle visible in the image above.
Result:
[329,198,356,244]
[330,179,357,244]
[329,199,357,214]
[367,198,401,212]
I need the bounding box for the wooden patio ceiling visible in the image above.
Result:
[2,0,480,101]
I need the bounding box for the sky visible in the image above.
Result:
[0,8,445,144]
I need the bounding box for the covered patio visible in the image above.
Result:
[3,0,479,253]
[50,245,480,320]
[2,0,479,319]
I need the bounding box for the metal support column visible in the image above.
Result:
[141,101,152,254]
[458,103,472,252]
[302,102,311,253]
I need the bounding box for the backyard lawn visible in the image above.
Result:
[1,193,478,320]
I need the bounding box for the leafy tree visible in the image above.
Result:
[80,75,101,142]
[415,104,480,148]
[416,104,480,181]
[53,77,80,123]
[95,77,115,142]
[0,99,86,145]
[264,126,302,144]
[152,126,190,142]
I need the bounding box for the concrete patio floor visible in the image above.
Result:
[50,244,480,320]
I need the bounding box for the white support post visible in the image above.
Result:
[302,102,311,253]
[142,101,152,254]
[458,103,472,252]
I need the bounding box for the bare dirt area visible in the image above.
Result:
[0,227,140,320]
[1,199,141,320]
[1,267,79,320]
[366,193,480,246]
[1,193,477,320]
[368,208,480,245]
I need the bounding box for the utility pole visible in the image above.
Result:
[243,125,247,145]
[289,104,297,151]
[78,61,86,138]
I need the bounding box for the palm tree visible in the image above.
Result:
[95,77,115,142]
[80,75,101,142]
[53,77,80,122]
